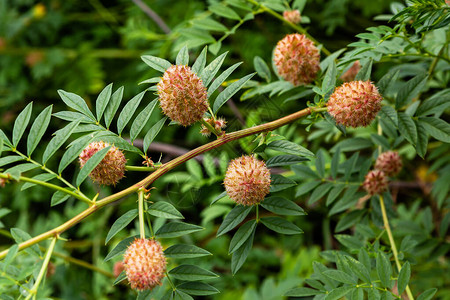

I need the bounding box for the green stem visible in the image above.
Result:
[0,106,323,259]
[138,189,145,239]
[244,0,331,56]
[25,237,57,300]
[0,173,92,205]
[144,201,155,238]
[255,205,260,223]
[165,271,176,291]
[379,195,414,300]
[125,166,157,172]
[427,45,445,78]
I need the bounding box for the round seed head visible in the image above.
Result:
[157,65,209,126]
[224,155,271,206]
[375,151,402,177]
[283,10,301,24]
[123,238,167,291]
[363,170,388,196]
[327,80,382,128]
[79,141,126,185]
[273,33,320,86]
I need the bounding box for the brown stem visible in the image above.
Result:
[0,107,317,259]
[131,0,171,34]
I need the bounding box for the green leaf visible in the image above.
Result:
[209,4,241,20]
[208,62,242,97]
[324,270,356,284]
[130,99,158,142]
[169,264,218,281]
[261,217,303,235]
[335,234,364,250]
[309,182,333,205]
[0,129,12,148]
[42,121,80,164]
[377,69,399,94]
[117,91,146,135]
[324,286,353,300]
[231,228,255,274]
[416,89,450,116]
[57,90,96,121]
[266,155,308,167]
[3,244,18,271]
[10,228,41,257]
[148,202,184,219]
[4,163,38,178]
[155,222,203,238]
[379,106,398,126]
[141,55,172,73]
[0,156,24,167]
[76,145,111,186]
[113,271,127,285]
[267,140,314,157]
[398,112,417,145]
[51,190,71,206]
[12,102,33,147]
[202,153,216,177]
[193,17,228,32]
[105,209,138,245]
[27,105,52,156]
[174,290,194,300]
[397,261,410,295]
[164,244,212,259]
[322,60,336,92]
[315,149,326,178]
[21,173,56,191]
[376,252,392,288]
[191,46,208,75]
[261,197,306,216]
[104,236,137,262]
[95,83,113,121]
[213,73,255,113]
[0,139,3,157]
[396,74,428,109]
[345,256,371,283]
[253,56,271,82]
[295,180,320,197]
[200,52,228,87]
[415,120,428,158]
[217,205,252,236]
[417,288,437,300]
[285,287,324,297]
[104,86,124,129]
[330,147,340,179]
[270,174,297,192]
[229,220,257,254]
[143,117,167,154]
[177,282,220,296]
[354,58,373,81]
[53,111,93,123]
[326,184,346,206]
[186,159,203,180]
[419,117,450,143]
[176,46,189,65]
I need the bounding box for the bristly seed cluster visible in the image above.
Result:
[123,238,167,291]
[224,155,271,206]
[157,65,209,126]
[282,10,301,24]
[327,80,382,128]
[375,151,402,177]
[79,141,126,186]
[363,170,389,196]
[273,33,320,86]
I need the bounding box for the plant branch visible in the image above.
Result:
[0,106,322,259]
[138,189,145,239]
[131,0,171,34]
[379,195,414,300]
[25,237,57,300]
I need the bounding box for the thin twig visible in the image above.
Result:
[131,0,171,34]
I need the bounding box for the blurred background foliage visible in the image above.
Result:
[1,0,449,299]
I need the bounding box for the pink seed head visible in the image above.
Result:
[375,151,402,177]
[363,170,388,196]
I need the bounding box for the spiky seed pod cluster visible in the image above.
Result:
[273,33,320,86]
[224,155,271,206]
[113,261,125,277]
[327,80,382,128]
[157,65,209,126]
[375,151,402,177]
[363,170,388,196]
[283,10,301,24]
[200,117,227,137]
[340,61,361,82]
[79,141,126,185]
[123,238,167,291]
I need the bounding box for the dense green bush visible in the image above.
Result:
[0,0,449,299]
